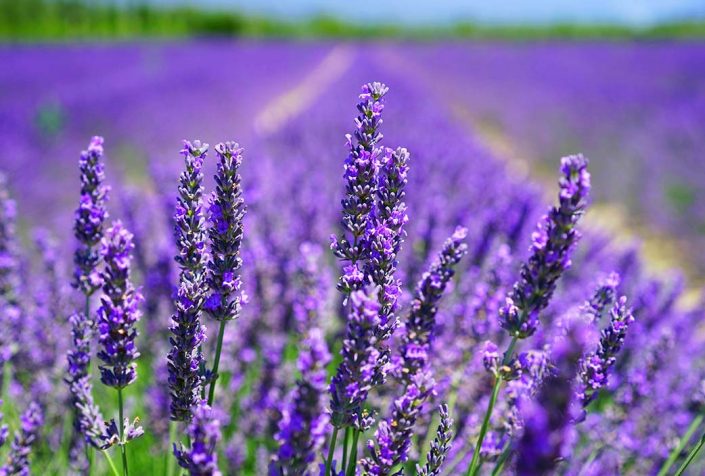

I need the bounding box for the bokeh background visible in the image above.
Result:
[1,0,705,279]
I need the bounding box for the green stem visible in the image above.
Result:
[491,442,511,476]
[466,336,518,476]
[101,450,120,476]
[84,295,94,473]
[166,420,178,476]
[342,427,350,471]
[675,430,705,476]
[325,427,340,476]
[658,414,703,476]
[345,429,360,476]
[118,388,129,476]
[207,320,228,406]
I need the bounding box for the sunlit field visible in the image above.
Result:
[1,39,704,475]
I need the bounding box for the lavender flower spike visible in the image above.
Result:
[361,371,435,474]
[0,402,44,476]
[73,136,110,296]
[203,141,246,405]
[367,146,410,337]
[417,404,454,476]
[398,227,468,384]
[582,272,620,324]
[97,221,143,389]
[578,296,635,407]
[66,310,120,450]
[500,154,590,339]
[329,289,382,430]
[515,321,589,476]
[273,328,331,474]
[204,141,246,322]
[330,82,388,295]
[174,402,222,476]
[168,140,209,422]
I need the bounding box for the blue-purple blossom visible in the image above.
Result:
[361,371,435,474]
[582,272,620,324]
[578,296,635,407]
[417,404,454,476]
[500,154,591,338]
[0,402,43,476]
[329,289,382,430]
[204,141,246,322]
[174,402,222,476]
[73,136,110,296]
[330,82,388,295]
[273,328,331,474]
[66,311,117,450]
[367,146,410,336]
[97,221,143,389]
[168,140,209,422]
[398,227,468,383]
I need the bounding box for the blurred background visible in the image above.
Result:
[1,0,705,279]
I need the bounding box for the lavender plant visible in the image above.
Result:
[97,221,144,474]
[0,402,44,476]
[168,141,209,424]
[203,141,246,407]
[467,154,591,476]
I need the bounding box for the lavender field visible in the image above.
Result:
[0,41,704,476]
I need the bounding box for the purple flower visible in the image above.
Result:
[73,136,110,296]
[331,82,389,295]
[361,371,435,474]
[273,328,331,474]
[168,140,209,422]
[398,227,468,383]
[66,311,121,451]
[0,402,43,476]
[582,272,620,324]
[204,141,246,322]
[416,404,454,476]
[500,155,591,339]
[329,289,382,430]
[96,221,143,389]
[174,402,222,476]
[578,296,635,407]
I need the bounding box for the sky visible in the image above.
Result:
[150,0,705,26]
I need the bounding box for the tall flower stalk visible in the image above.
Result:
[0,402,44,476]
[466,155,591,476]
[360,228,467,475]
[71,136,110,470]
[417,404,454,476]
[167,140,209,424]
[97,221,144,475]
[328,82,412,476]
[203,142,246,407]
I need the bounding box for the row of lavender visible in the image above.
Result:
[0,52,703,475]
[393,42,705,272]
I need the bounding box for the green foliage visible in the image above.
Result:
[2,0,705,40]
